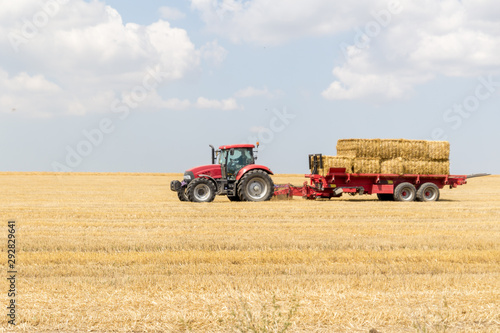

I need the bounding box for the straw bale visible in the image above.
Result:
[427,141,450,160]
[400,140,428,160]
[337,139,358,157]
[309,156,353,175]
[427,160,450,175]
[380,139,403,159]
[332,139,451,175]
[404,160,450,175]
[324,156,353,174]
[353,158,381,174]
[337,139,381,158]
[381,157,404,175]
[336,148,357,158]
[404,160,426,174]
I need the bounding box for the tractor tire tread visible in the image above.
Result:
[187,178,216,203]
[237,170,274,202]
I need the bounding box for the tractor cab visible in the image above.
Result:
[215,144,256,180]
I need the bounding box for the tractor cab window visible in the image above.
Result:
[226,148,254,179]
[218,150,227,165]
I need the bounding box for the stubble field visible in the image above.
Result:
[0,172,499,332]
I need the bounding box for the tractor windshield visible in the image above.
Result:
[221,148,255,178]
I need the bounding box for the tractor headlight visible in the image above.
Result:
[183,171,194,182]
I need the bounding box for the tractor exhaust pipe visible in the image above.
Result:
[209,145,216,164]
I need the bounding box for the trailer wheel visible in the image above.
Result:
[187,178,216,203]
[417,183,440,202]
[377,193,394,201]
[237,170,274,202]
[177,187,188,202]
[393,182,416,202]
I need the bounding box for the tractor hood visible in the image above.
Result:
[185,164,222,179]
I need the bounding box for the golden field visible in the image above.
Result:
[0,172,499,332]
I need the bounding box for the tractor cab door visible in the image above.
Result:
[219,150,228,179]
[223,148,254,180]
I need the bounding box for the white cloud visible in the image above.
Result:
[322,0,500,101]
[195,97,241,110]
[234,86,274,98]
[192,0,500,101]
[191,0,378,45]
[159,6,186,21]
[0,0,200,117]
[200,40,228,66]
[135,95,242,111]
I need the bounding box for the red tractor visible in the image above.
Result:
[170,144,274,202]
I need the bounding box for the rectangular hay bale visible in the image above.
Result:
[381,157,404,175]
[404,160,450,175]
[380,139,403,159]
[334,139,451,175]
[353,158,381,174]
[309,155,353,175]
[400,140,429,160]
[337,139,381,158]
[404,160,426,174]
[324,156,353,174]
[336,148,357,158]
[427,160,450,175]
[427,141,450,160]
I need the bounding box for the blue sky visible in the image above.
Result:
[1,0,499,174]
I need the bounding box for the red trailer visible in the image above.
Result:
[274,155,473,202]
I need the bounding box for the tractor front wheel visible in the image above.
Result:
[237,170,274,202]
[177,187,188,202]
[187,178,216,203]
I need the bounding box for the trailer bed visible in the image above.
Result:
[274,168,467,202]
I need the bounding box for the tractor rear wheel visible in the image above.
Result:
[237,170,274,202]
[416,182,440,202]
[377,193,394,201]
[393,182,416,202]
[187,178,216,203]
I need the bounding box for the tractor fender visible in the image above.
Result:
[197,174,220,192]
[236,165,274,181]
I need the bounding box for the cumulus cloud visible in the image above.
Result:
[195,97,241,110]
[190,0,379,44]
[133,94,242,111]
[0,0,200,117]
[192,0,500,101]
[322,0,500,100]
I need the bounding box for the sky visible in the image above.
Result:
[0,0,499,174]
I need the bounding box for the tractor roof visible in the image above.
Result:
[219,144,255,150]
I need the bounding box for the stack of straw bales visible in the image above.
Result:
[312,139,450,175]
